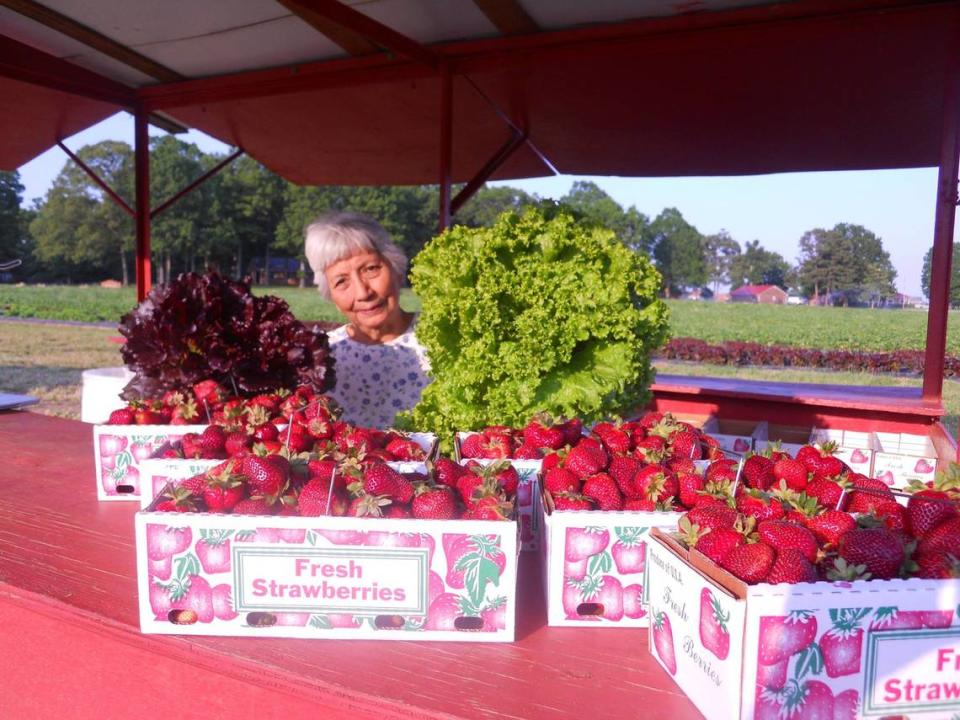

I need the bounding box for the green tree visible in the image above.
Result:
[728,239,792,290]
[0,171,24,262]
[797,223,896,305]
[561,180,650,254]
[455,185,536,227]
[30,141,135,283]
[648,207,706,297]
[703,230,741,294]
[921,245,960,306]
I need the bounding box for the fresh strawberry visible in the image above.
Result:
[758,520,818,563]
[513,442,544,460]
[906,489,958,539]
[231,497,274,515]
[360,463,414,504]
[914,517,960,578]
[523,414,567,450]
[736,489,784,522]
[633,435,667,464]
[699,588,730,660]
[669,429,702,460]
[107,407,136,424]
[806,510,856,546]
[198,424,227,453]
[412,485,457,520]
[773,458,808,491]
[552,492,595,511]
[347,494,392,517]
[705,458,738,483]
[685,504,737,531]
[458,433,486,458]
[192,379,227,407]
[742,454,775,490]
[805,477,844,509]
[134,406,166,425]
[582,473,623,511]
[677,516,744,564]
[678,472,706,508]
[385,435,426,461]
[843,475,894,513]
[297,477,334,516]
[564,443,607,479]
[837,527,904,580]
[155,485,198,512]
[242,455,287,497]
[463,495,514,520]
[766,548,818,584]
[432,457,468,488]
[202,464,245,512]
[544,466,581,495]
[720,542,775,583]
[607,455,641,497]
[487,460,519,496]
[595,423,632,455]
[224,431,253,456]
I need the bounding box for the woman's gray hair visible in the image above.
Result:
[304,211,409,299]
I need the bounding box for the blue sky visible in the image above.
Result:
[17,112,951,297]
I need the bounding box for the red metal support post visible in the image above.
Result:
[922,17,960,404]
[134,107,151,302]
[437,64,453,233]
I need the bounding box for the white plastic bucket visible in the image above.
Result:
[81,367,134,423]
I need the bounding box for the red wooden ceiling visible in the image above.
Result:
[1,1,957,182]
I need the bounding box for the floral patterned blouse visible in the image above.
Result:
[326,317,432,429]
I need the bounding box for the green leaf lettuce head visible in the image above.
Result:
[400,207,670,442]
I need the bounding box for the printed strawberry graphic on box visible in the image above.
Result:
[700,588,731,660]
[758,612,818,666]
[915,458,935,474]
[818,608,870,678]
[652,610,677,675]
[849,449,869,465]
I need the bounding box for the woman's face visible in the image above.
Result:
[324,250,401,335]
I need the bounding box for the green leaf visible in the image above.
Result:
[174,553,201,580]
[456,550,502,608]
[587,551,613,577]
[309,614,332,629]
[614,526,646,545]
[794,643,824,680]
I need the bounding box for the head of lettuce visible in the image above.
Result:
[397,206,670,446]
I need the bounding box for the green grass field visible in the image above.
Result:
[0,285,947,353]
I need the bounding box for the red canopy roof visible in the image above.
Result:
[1,1,957,183]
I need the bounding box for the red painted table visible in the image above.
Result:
[0,411,700,720]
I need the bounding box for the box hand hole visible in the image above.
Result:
[454,616,484,631]
[116,484,135,493]
[374,615,405,629]
[576,602,604,616]
[246,612,277,627]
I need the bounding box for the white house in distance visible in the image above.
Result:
[730,284,788,304]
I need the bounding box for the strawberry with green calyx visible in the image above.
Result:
[607,455,641,497]
[463,495,514,520]
[631,464,667,502]
[155,485,199,512]
[647,413,681,440]
[735,488,785,523]
[805,477,844,509]
[914,516,960,578]
[705,458,738,484]
[384,433,427,461]
[668,427,703,461]
[564,442,608,479]
[170,394,201,424]
[824,555,872,581]
[843,474,895,514]
[551,492,594,511]
[242,454,289,497]
[544,466,581,495]
[430,457,468,489]
[524,412,569,450]
[675,514,750,564]
[837,527,904,580]
[678,471,706,508]
[772,457,809,491]
[593,420,632,455]
[347,493,393,518]
[297,477,336,517]
[354,463,414,505]
[684,504,738,531]
[633,435,667,464]
[202,461,246,512]
[905,477,959,539]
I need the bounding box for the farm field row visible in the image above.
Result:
[0,285,951,353]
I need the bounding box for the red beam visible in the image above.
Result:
[56,141,134,217]
[0,33,134,106]
[451,128,527,215]
[134,109,151,302]
[280,0,437,67]
[922,13,960,404]
[438,65,453,232]
[151,149,244,219]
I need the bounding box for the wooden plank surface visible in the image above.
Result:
[0,410,700,720]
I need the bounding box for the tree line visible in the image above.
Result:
[0,137,906,305]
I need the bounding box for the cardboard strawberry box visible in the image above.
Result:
[538,486,683,627]
[754,422,812,457]
[701,418,762,456]
[873,432,942,488]
[94,424,209,501]
[646,529,960,720]
[136,489,519,641]
[455,432,542,552]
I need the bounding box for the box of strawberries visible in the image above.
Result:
[538,412,729,627]
[644,454,960,720]
[136,442,521,641]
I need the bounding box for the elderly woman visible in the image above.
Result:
[304,211,431,428]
